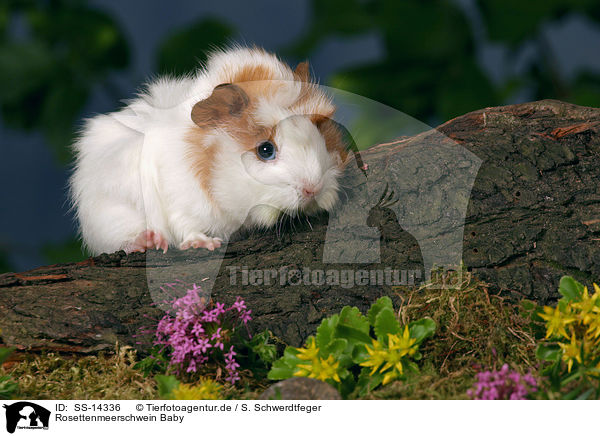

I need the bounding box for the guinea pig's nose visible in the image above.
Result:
[302,184,320,198]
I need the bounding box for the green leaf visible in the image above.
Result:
[267,359,297,380]
[559,276,585,302]
[0,347,14,365]
[559,370,583,387]
[519,299,545,327]
[154,374,179,399]
[354,367,385,397]
[404,360,420,375]
[519,299,537,312]
[334,324,372,347]
[336,371,358,400]
[246,330,278,365]
[334,306,372,347]
[367,296,394,326]
[562,385,584,400]
[332,306,373,365]
[322,338,347,357]
[408,318,436,344]
[536,343,562,362]
[0,376,18,400]
[133,348,168,377]
[576,388,596,400]
[373,307,400,342]
[316,314,339,350]
[338,306,370,334]
[267,347,303,380]
[351,344,369,364]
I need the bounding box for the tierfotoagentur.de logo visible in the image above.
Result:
[2,402,50,434]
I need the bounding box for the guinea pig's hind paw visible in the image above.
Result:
[126,230,169,254]
[179,235,222,251]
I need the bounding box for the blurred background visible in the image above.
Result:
[1,0,600,273]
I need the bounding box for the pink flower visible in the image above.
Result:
[147,282,252,385]
[231,297,247,312]
[468,364,537,400]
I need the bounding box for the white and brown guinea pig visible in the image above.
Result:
[69,46,348,255]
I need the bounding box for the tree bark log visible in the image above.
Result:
[1,99,599,352]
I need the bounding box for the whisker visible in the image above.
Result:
[276,213,283,239]
[339,186,350,203]
[305,215,313,231]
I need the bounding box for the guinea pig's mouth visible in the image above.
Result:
[299,196,324,215]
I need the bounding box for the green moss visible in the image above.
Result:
[365,272,537,399]
[3,347,157,400]
[2,273,540,400]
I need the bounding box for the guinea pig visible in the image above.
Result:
[69,46,348,255]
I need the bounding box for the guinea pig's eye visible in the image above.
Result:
[256,141,277,161]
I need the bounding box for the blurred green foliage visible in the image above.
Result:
[289,0,600,122]
[0,0,129,164]
[157,17,233,76]
[477,0,600,104]
[290,0,496,121]
[479,0,600,47]
[41,237,84,265]
[2,0,600,272]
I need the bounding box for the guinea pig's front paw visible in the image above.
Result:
[179,234,223,251]
[125,230,169,254]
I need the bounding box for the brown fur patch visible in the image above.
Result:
[186,60,345,198]
[311,115,348,162]
[217,64,280,150]
[191,84,249,128]
[294,61,310,83]
[233,64,276,83]
[232,64,286,104]
[185,127,217,201]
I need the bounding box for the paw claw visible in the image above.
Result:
[180,235,223,251]
[126,230,169,254]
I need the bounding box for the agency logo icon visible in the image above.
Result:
[2,402,50,434]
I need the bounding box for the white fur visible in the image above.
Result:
[70,47,343,255]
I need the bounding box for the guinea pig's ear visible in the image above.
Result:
[191,83,249,128]
[294,61,310,82]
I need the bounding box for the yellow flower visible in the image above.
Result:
[379,345,404,381]
[539,306,575,339]
[317,355,342,383]
[359,339,387,375]
[359,327,418,385]
[573,286,600,324]
[172,378,223,400]
[585,314,600,340]
[296,337,319,361]
[382,365,402,386]
[294,355,341,383]
[389,326,418,358]
[292,338,341,383]
[558,333,582,373]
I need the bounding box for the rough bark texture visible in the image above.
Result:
[1,99,599,353]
